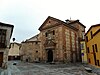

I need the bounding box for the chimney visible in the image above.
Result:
[65,19,70,24]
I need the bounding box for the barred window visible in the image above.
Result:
[0,29,6,48]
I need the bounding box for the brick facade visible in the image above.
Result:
[20,16,85,63]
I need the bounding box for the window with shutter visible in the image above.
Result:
[0,29,6,48]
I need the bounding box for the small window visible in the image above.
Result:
[86,36,88,42]
[45,32,48,37]
[49,21,51,23]
[92,45,95,53]
[36,51,38,53]
[0,29,6,48]
[95,44,98,52]
[53,30,55,35]
[87,47,90,53]
[90,31,93,39]
[35,42,38,44]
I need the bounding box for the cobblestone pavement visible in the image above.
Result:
[0,68,3,74]
[0,61,98,75]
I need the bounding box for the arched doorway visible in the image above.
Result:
[47,50,53,62]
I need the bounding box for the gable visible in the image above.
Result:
[27,36,37,41]
[39,16,80,31]
[42,19,59,30]
[93,29,100,37]
[91,26,100,34]
[85,24,100,41]
[85,24,100,36]
[39,16,60,31]
[26,34,39,42]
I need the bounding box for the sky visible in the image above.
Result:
[0,0,100,42]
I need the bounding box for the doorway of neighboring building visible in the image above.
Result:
[47,50,53,62]
[8,56,20,61]
[0,52,3,67]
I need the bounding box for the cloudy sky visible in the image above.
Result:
[0,0,100,42]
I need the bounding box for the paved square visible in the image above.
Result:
[0,61,98,75]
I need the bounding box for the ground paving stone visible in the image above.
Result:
[0,61,98,75]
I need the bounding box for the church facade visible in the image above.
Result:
[38,16,85,63]
[20,16,85,63]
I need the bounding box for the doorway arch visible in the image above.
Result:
[47,50,53,62]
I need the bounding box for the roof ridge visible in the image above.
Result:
[25,34,39,42]
[85,24,100,35]
[39,16,80,31]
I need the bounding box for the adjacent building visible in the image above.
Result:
[8,42,21,60]
[0,22,14,68]
[20,16,86,63]
[85,24,100,67]
[20,34,41,62]
[80,39,87,63]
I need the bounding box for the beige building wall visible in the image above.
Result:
[9,43,20,56]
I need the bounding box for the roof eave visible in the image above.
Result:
[0,22,14,38]
[85,24,100,36]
